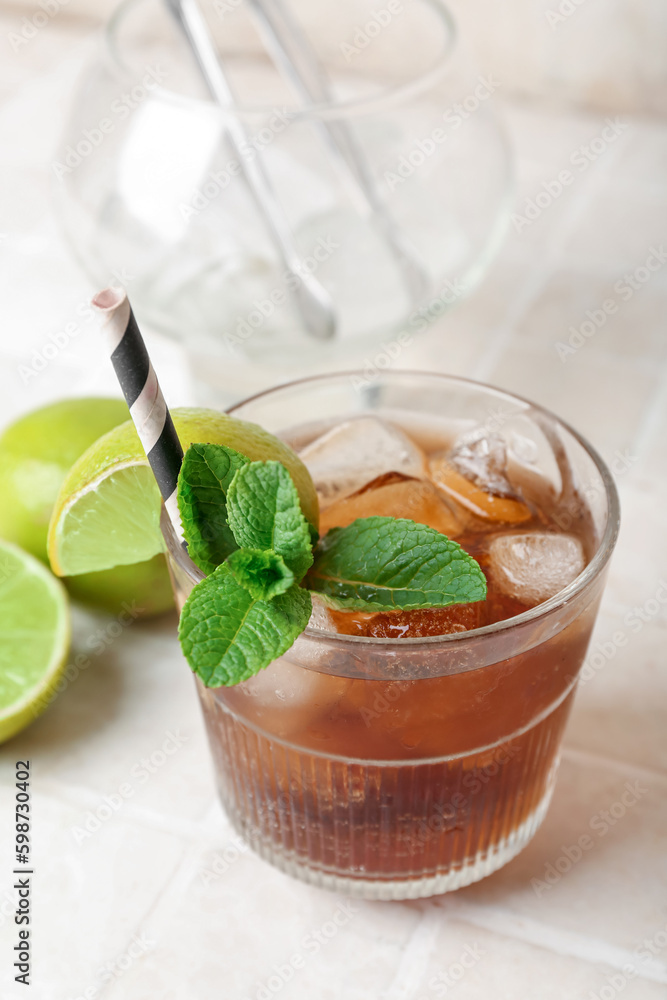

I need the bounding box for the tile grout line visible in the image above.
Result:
[439,899,667,985]
[470,255,550,384]
[54,817,233,998]
[83,842,202,1000]
[381,904,443,1000]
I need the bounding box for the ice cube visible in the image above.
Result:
[430,431,533,525]
[233,658,351,742]
[487,532,585,606]
[308,596,337,632]
[449,430,516,497]
[503,416,565,510]
[430,454,532,524]
[299,417,426,506]
[319,471,465,536]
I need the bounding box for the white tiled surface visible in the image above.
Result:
[1,7,667,1000]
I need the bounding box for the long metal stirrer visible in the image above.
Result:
[247,0,431,306]
[165,0,336,342]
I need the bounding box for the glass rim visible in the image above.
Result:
[165,370,620,650]
[104,0,458,122]
[218,369,620,648]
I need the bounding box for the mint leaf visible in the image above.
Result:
[177,443,249,574]
[179,563,312,687]
[227,461,313,582]
[227,547,295,601]
[305,516,487,612]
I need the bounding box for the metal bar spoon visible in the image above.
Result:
[247,0,431,306]
[165,0,336,341]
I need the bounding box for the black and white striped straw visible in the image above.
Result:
[92,287,184,540]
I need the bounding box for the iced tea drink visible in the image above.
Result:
[165,373,619,899]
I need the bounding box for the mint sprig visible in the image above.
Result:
[176,444,487,687]
[305,516,487,612]
[177,442,249,574]
[227,548,294,601]
[178,563,311,687]
[227,461,313,581]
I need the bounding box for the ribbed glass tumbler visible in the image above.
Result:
[163,372,619,900]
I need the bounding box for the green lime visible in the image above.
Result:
[48,407,319,578]
[0,397,174,615]
[0,397,129,560]
[65,556,174,618]
[0,540,70,744]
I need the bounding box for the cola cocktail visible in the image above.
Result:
[164,373,619,900]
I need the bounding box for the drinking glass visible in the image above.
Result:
[163,372,619,899]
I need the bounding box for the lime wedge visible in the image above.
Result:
[48,408,319,578]
[0,540,70,743]
[53,463,163,575]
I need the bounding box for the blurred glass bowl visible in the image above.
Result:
[55,0,513,397]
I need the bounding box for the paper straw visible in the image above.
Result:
[92,287,184,539]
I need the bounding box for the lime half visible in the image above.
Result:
[48,408,319,578]
[0,540,70,743]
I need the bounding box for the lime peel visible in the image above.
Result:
[0,540,70,744]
